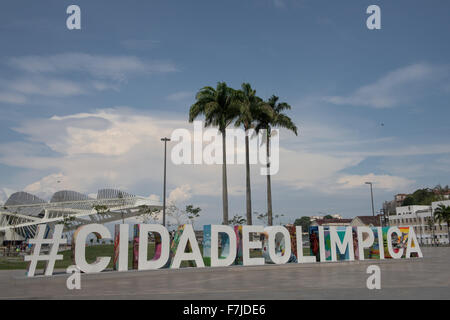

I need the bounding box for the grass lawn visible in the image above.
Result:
[0,244,155,270]
[0,244,268,270]
[0,245,370,270]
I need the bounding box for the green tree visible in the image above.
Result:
[255,95,297,226]
[294,216,311,231]
[402,196,414,206]
[254,211,284,226]
[433,204,450,244]
[185,204,201,229]
[324,214,333,219]
[228,214,246,225]
[137,205,160,224]
[234,83,270,225]
[189,82,240,225]
[93,205,109,214]
[426,216,436,246]
[402,188,441,206]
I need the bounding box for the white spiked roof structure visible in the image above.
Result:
[0,189,162,240]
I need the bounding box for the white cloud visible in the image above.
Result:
[120,39,160,50]
[0,92,27,104]
[9,53,176,81]
[337,144,450,158]
[273,147,363,190]
[0,107,424,207]
[9,77,86,97]
[0,187,15,204]
[0,53,177,104]
[148,194,160,202]
[23,173,67,200]
[336,173,414,191]
[168,185,192,203]
[91,81,119,92]
[167,91,193,102]
[325,63,450,108]
[273,0,286,9]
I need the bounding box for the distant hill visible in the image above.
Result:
[402,185,450,206]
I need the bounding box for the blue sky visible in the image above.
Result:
[0,0,449,225]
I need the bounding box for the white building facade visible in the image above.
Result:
[389,200,450,245]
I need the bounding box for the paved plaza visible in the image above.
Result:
[1,247,449,299]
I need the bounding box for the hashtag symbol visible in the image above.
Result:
[24,224,67,277]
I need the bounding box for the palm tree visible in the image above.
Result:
[433,204,450,245]
[189,82,240,225]
[255,95,297,226]
[426,216,435,246]
[234,83,269,225]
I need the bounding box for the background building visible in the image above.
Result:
[310,218,352,227]
[351,215,383,228]
[310,214,342,221]
[388,200,450,245]
[383,193,410,217]
[0,189,162,245]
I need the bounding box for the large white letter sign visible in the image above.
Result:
[318,226,327,262]
[211,225,237,267]
[74,224,111,273]
[264,226,291,264]
[357,227,375,260]
[138,224,170,270]
[171,224,205,269]
[242,225,264,266]
[376,227,385,260]
[329,226,355,262]
[405,227,423,258]
[387,227,404,259]
[295,226,316,263]
[113,224,129,272]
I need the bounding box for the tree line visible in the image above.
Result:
[402,185,450,206]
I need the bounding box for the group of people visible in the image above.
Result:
[3,242,30,255]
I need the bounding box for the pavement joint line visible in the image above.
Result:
[10,256,424,281]
[4,284,445,300]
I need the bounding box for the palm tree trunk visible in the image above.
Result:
[431,221,435,246]
[447,220,450,246]
[222,130,229,225]
[266,129,273,226]
[245,132,252,225]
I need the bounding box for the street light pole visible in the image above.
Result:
[161,137,171,227]
[365,182,375,217]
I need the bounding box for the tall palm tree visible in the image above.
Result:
[189,82,240,225]
[255,95,297,226]
[234,83,269,225]
[426,216,435,246]
[433,204,450,245]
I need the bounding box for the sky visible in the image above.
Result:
[0,0,449,226]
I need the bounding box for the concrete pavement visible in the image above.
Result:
[1,247,449,299]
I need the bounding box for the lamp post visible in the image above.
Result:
[365,182,375,217]
[161,137,171,227]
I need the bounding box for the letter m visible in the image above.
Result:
[329,226,355,261]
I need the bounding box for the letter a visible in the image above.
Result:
[366,5,381,30]
[66,5,81,30]
[66,265,81,290]
[366,265,381,290]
